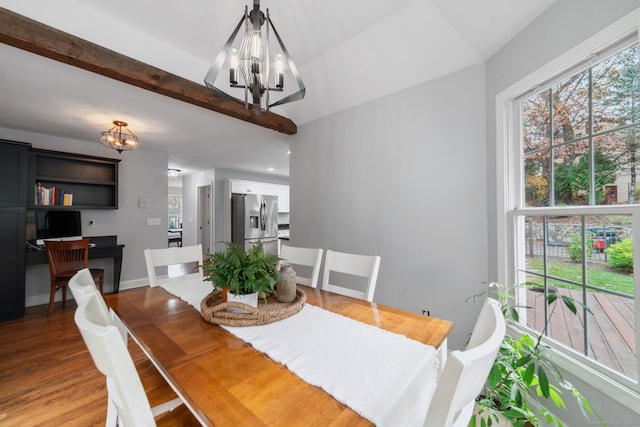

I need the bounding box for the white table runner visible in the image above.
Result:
[161,278,437,427]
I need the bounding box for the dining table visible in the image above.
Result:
[104,281,453,426]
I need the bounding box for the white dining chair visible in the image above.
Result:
[423,297,506,427]
[73,289,195,427]
[321,250,381,302]
[69,267,111,321]
[280,245,324,287]
[144,244,203,287]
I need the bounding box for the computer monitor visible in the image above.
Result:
[35,210,82,244]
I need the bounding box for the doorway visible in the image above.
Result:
[197,185,212,254]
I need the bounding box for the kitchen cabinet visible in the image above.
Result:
[230,181,264,195]
[0,140,28,321]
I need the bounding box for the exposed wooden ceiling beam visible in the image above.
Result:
[0,7,297,135]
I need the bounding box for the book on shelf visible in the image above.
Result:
[35,183,72,206]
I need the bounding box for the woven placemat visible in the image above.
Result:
[200,288,306,326]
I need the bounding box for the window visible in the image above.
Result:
[168,195,182,230]
[497,23,640,405]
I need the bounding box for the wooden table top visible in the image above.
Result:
[105,285,453,426]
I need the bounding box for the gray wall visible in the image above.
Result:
[484,1,640,425]
[0,127,169,304]
[290,63,487,351]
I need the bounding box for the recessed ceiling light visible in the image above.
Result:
[268,167,275,172]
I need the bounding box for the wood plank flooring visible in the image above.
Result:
[0,300,199,426]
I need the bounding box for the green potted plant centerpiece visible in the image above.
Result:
[204,240,280,311]
[468,282,606,427]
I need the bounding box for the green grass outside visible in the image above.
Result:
[527,257,634,296]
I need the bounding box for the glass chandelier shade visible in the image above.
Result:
[100,120,138,153]
[204,0,305,114]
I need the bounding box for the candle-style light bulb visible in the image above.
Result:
[275,53,284,89]
[229,48,239,85]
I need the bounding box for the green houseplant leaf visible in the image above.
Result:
[204,240,281,301]
[468,282,606,427]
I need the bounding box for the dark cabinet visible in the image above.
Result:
[27,149,120,209]
[0,141,28,321]
[0,141,121,321]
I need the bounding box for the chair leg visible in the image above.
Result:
[61,286,67,308]
[48,284,56,316]
[90,269,105,294]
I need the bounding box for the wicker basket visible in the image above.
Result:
[200,288,306,326]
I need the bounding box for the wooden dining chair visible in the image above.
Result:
[45,238,104,316]
[144,244,203,287]
[320,250,381,302]
[280,245,324,287]
[423,298,506,427]
[72,276,199,426]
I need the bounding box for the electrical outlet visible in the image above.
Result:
[147,218,162,226]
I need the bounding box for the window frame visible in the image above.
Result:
[495,10,640,410]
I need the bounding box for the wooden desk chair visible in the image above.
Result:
[144,244,203,287]
[280,245,324,287]
[45,238,104,316]
[321,250,381,302]
[423,298,506,427]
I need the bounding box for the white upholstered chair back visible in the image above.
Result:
[280,245,323,288]
[321,250,381,302]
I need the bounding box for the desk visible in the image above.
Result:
[105,285,453,426]
[26,235,125,292]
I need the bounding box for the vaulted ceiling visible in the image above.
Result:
[0,0,555,176]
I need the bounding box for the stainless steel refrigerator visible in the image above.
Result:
[231,193,278,255]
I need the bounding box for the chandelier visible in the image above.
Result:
[204,0,305,114]
[100,120,139,153]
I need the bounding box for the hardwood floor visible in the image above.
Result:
[0,300,199,426]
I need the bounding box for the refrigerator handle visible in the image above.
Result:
[260,201,266,232]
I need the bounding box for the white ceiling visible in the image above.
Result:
[0,0,555,176]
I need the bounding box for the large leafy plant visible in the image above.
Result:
[204,241,280,300]
[469,282,606,427]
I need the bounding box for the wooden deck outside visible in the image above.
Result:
[524,287,637,379]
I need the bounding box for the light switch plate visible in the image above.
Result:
[147,218,161,226]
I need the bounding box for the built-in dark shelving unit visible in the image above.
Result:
[0,141,121,321]
[27,149,120,209]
